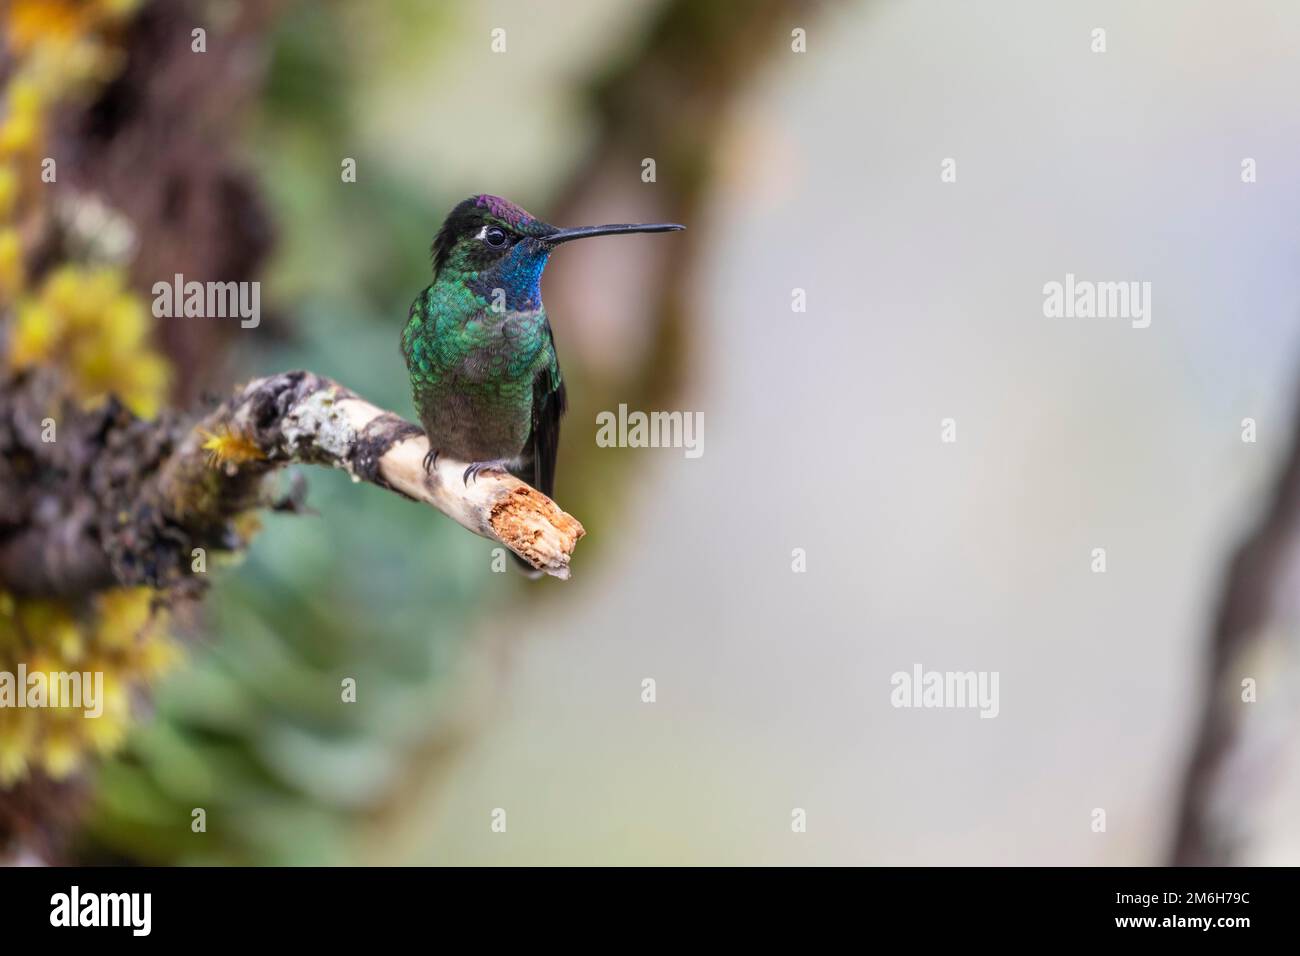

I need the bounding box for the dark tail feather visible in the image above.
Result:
[507,370,566,580]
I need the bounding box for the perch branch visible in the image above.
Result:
[0,370,585,595]
[169,371,586,579]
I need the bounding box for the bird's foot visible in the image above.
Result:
[463,459,511,486]
[422,447,440,475]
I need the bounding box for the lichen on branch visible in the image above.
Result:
[0,369,586,598]
[178,371,588,578]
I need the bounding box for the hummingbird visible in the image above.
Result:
[401,194,683,561]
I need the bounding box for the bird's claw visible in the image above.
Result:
[463,459,510,486]
[422,447,440,475]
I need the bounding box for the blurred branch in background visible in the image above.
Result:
[1171,375,1300,865]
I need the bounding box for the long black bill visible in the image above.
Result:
[544,222,685,246]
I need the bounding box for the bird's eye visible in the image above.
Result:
[483,226,508,248]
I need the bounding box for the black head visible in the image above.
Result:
[430,194,685,283]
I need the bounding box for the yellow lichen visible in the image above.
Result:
[7,265,170,418]
[5,1,138,72]
[0,587,180,787]
[0,0,142,263]
[0,165,18,220]
[0,228,22,299]
[200,426,268,469]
